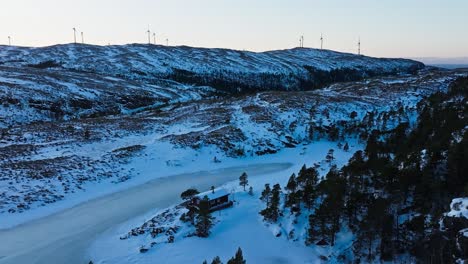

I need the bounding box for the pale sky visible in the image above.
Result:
[1,0,467,58]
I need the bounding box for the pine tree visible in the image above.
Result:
[260,184,281,222]
[227,247,246,264]
[302,181,315,210]
[298,167,319,210]
[325,149,335,163]
[285,173,298,207]
[181,188,200,201]
[285,173,297,193]
[307,201,330,245]
[297,164,308,185]
[239,172,248,191]
[211,256,223,264]
[248,186,253,196]
[260,184,271,205]
[343,142,349,152]
[195,196,214,237]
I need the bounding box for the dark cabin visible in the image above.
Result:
[192,189,233,212]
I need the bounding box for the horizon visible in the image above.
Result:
[1,0,468,59]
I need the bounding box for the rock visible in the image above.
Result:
[139,246,149,253]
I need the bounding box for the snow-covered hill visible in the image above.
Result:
[0,44,424,128]
[0,44,423,93]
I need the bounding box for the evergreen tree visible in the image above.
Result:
[227,247,246,264]
[307,200,331,245]
[298,167,319,210]
[195,196,214,237]
[260,184,271,205]
[181,188,200,201]
[211,256,223,264]
[285,173,299,207]
[248,186,253,196]
[343,142,349,152]
[297,165,308,185]
[285,173,298,193]
[302,181,315,210]
[325,149,335,163]
[297,165,319,188]
[260,184,281,222]
[239,172,249,191]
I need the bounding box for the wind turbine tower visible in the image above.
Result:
[146,27,151,44]
[166,38,169,46]
[153,33,156,45]
[73,28,77,43]
[299,35,304,48]
[320,34,323,50]
[8,36,11,46]
[81,32,84,44]
[358,37,361,55]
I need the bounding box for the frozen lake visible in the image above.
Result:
[0,162,292,264]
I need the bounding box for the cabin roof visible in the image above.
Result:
[197,189,230,200]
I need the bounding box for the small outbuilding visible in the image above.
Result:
[192,189,233,212]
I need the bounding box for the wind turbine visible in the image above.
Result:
[166,38,169,46]
[73,28,77,43]
[146,26,151,44]
[320,33,323,50]
[153,33,156,45]
[358,37,361,55]
[8,36,11,46]
[81,32,84,44]
[299,35,304,48]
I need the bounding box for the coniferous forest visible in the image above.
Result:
[259,76,468,263]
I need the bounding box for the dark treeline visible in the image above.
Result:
[167,66,420,94]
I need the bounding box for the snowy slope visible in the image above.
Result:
[0,44,424,93]
[0,66,216,127]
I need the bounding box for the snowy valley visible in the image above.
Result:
[0,43,466,264]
